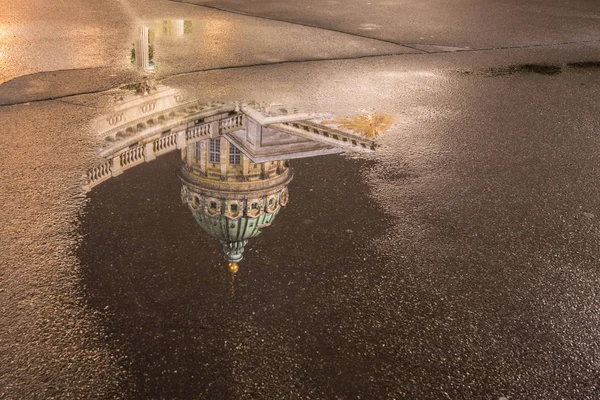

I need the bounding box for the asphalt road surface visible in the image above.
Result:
[1,0,599,399]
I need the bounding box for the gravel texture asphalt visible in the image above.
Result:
[1,0,599,399]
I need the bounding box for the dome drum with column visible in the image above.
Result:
[181,185,290,220]
[179,137,293,264]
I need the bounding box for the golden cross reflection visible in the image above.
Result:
[323,113,397,139]
[229,262,239,297]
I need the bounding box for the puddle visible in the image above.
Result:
[484,63,562,76]
[457,61,600,79]
[77,80,400,397]
[567,61,600,70]
[85,80,382,265]
[454,63,581,79]
[455,61,600,79]
[79,150,391,397]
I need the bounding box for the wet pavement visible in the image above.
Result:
[174,0,600,49]
[1,1,600,399]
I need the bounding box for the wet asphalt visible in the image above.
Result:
[1,0,600,399]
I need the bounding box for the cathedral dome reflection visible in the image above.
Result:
[86,86,379,270]
[179,137,292,264]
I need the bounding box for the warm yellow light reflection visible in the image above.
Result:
[0,24,9,62]
[228,262,239,274]
[229,262,239,297]
[323,113,397,139]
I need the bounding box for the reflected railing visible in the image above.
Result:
[86,84,377,191]
[84,80,388,278]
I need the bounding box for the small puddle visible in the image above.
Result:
[567,61,600,70]
[484,63,563,76]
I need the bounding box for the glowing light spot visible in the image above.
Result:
[323,113,397,139]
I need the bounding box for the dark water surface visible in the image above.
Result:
[78,152,395,399]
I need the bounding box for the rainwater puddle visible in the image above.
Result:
[77,82,396,398]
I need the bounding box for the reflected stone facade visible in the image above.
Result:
[87,84,377,269]
[180,137,292,265]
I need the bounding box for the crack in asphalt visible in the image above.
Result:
[157,51,417,81]
[55,98,103,109]
[472,39,600,52]
[0,88,118,107]
[1,39,599,107]
[0,67,107,87]
[1,0,599,107]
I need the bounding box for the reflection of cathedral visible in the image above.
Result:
[131,20,192,71]
[176,113,348,269]
[180,138,291,267]
[87,82,380,274]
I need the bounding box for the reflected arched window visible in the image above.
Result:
[194,141,202,160]
[209,139,220,163]
[229,143,241,165]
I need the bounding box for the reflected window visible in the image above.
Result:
[210,201,217,209]
[184,20,193,34]
[209,139,220,163]
[194,141,202,159]
[231,204,238,212]
[251,202,259,210]
[229,143,241,165]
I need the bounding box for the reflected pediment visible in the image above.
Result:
[225,120,343,163]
